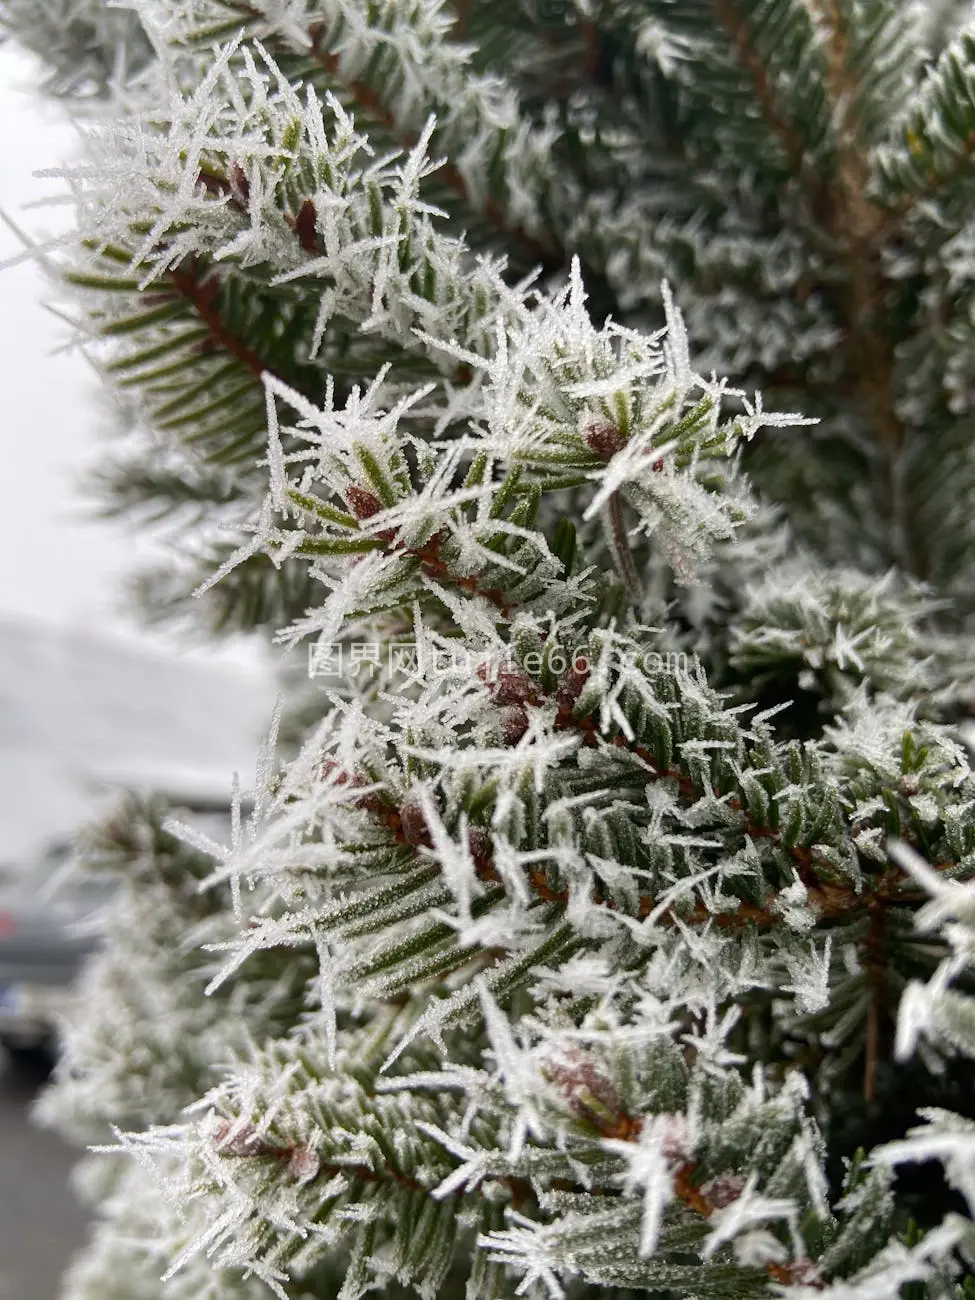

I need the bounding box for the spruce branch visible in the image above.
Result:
[168,260,273,382]
[14,5,975,1297]
[173,0,567,269]
[876,24,975,217]
[713,0,922,576]
[712,0,810,177]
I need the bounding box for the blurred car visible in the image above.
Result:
[0,840,111,1059]
[0,800,232,1059]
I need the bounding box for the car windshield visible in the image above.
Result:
[1,805,232,902]
[24,841,113,904]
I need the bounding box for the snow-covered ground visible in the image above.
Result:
[0,615,275,863]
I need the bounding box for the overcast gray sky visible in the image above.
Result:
[0,48,263,669]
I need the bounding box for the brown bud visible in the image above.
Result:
[495,669,535,706]
[348,772,388,815]
[320,757,349,785]
[321,759,388,814]
[467,827,493,876]
[230,163,250,203]
[499,704,529,745]
[213,1119,276,1158]
[556,659,590,713]
[287,1145,321,1183]
[400,799,432,849]
[545,1049,624,1132]
[584,419,626,459]
[700,1172,746,1209]
[651,456,665,473]
[294,198,322,254]
[346,486,383,520]
[356,789,389,816]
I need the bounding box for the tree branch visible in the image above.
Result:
[168,261,269,382]
[225,2,562,269]
[811,2,924,574]
[712,0,807,176]
[325,678,955,940]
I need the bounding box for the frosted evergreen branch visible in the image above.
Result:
[130,0,567,262]
[875,22,975,214]
[12,3,975,1297]
[0,0,155,100]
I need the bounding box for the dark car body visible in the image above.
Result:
[0,803,232,1054]
[0,844,111,1052]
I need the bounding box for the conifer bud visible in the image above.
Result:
[545,1049,624,1131]
[557,660,590,713]
[400,798,432,848]
[320,759,387,813]
[294,198,322,254]
[700,1172,745,1209]
[213,1119,275,1157]
[287,1145,321,1183]
[495,669,535,706]
[467,827,493,875]
[584,419,626,459]
[500,704,529,745]
[346,486,383,520]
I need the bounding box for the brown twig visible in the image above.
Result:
[713,0,807,176]
[714,0,926,576]
[168,261,270,381]
[810,1,925,576]
[606,490,643,601]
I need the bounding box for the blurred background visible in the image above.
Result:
[0,44,275,1298]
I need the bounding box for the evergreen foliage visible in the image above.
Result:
[6,1,975,1296]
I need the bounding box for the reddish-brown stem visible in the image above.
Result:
[326,678,953,935]
[452,0,471,43]
[713,0,807,176]
[169,262,269,381]
[411,531,510,615]
[607,490,643,601]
